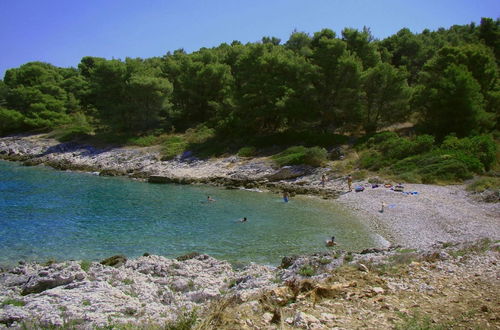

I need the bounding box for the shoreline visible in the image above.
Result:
[1,240,498,328]
[1,133,499,251]
[0,134,499,328]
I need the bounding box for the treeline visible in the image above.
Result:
[0,18,498,142]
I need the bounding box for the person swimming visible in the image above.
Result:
[283,191,289,203]
[325,236,336,246]
[207,195,216,202]
[239,217,247,222]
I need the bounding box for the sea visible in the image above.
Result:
[0,160,382,266]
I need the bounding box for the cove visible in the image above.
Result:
[0,160,381,266]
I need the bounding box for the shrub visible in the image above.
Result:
[298,265,315,277]
[128,135,158,147]
[49,113,94,142]
[79,260,91,272]
[441,134,497,171]
[0,107,25,135]
[359,151,390,170]
[185,125,215,144]
[466,177,500,192]
[303,147,328,166]
[237,146,256,157]
[161,136,188,160]
[418,155,473,181]
[273,146,328,167]
[1,298,25,307]
[412,134,435,154]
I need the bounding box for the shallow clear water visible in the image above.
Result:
[0,160,380,266]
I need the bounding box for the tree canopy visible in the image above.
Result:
[1,18,498,140]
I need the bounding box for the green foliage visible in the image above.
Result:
[122,278,134,285]
[0,107,25,135]
[441,134,497,171]
[237,146,256,157]
[361,62,411,133]
[160,125,216,160]
[358,132,496,183]
[298,265,315,277]
[79,260,91,272]
[1,19,497,153]
[48,113,94,142]
[343,252,354,263]
[161,136,188,160]
[466,177,500,192]
[415,44,497,139]
[1,298,25,307]
[127,135,158,147]
[165,310,198,330]
[272,146,328,167]
[395,312,446,330]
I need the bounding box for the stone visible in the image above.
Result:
[176,252,200,261]
[100,255,127,268]
[293,312,320,327]
[21,273,75,295]
[266,166,308,181]
[280,255,298,269]
[372,287,385,295]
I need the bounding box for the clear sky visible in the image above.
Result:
[0,0,498,78]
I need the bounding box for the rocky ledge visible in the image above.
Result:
[1,240,498,328]
[0,134,340,199]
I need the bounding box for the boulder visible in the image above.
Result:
[266,166,308,181]
[176,252,200,261]
[280,255,299,269]
[21,273,75,295]
[100,255,127,268]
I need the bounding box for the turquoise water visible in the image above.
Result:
[0,160,380,266]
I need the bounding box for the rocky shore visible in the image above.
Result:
[1,241,498,328]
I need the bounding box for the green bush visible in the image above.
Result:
[1,298,25,307]
[0,108,25,135]
[392,151,477,182]
[185,125,215,144]
[298,265,315,277]
[49,113,94,142]
[237,146,256,157]
[358,132,494,183]
[359,151,390,170]
[272,146,328,167]
[128,135,158,147]
[412,134,435,153]
[161,136,188,160]
[466,177,500,192]
[79,260,92,272]
[441,134,497,171]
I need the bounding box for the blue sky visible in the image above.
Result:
[0,0,498,78]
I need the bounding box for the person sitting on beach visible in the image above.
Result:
[394,183,404,192]
[325,236,336,246]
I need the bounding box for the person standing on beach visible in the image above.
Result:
[321,173,328,187]
[347,175,353,192]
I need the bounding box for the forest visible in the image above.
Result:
[0,18,498,183]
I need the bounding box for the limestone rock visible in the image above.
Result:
[266,166,308,181]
